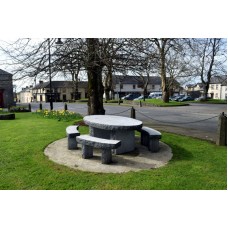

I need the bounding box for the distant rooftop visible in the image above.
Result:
[0,69,13,76]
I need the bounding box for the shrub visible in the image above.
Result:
[9,106,30,112]
[35,109,82,121]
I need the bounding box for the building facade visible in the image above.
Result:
[31,81,88,103]
[18,86,34,103]
[185,76,227,99]
[111,75,181,99]
[207,76,227,99]
[0,69,14,108]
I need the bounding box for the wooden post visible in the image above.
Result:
[139,101,142,107]
[216,112,227,146]
[131,106,136,119]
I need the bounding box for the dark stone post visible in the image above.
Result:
[28,103,31,112]
[64,103,68,111]
[131,106,136,119]
[139,101,142,107]
[216,112,227,146]
[39,103,42,110]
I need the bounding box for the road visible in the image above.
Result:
[26,102,227,142]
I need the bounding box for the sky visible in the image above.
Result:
[0,1,228,227]
[1,0,228,91]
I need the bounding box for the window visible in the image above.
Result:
[215,93,218,98]
[151,85,155,90]
[133,85,136,89]
[216,84,218,90]
[211,85,214,90]
[62,88,66,93]
[120,84,123,89]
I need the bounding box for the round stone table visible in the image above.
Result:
[83,115,143,154]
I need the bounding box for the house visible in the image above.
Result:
[185,76,227,99]
[32,80,88,103]
[207,76,227,99]
[17,86,34,103]
[184,83,204,98]
[111,75,181,99]
[0,69,14,108]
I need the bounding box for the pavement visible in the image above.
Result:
[44,137,172,173]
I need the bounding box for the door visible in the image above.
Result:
[0,91,3,108]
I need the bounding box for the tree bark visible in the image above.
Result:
[160,46,169,103]
[86,38,105,115]
[104,65,113,101]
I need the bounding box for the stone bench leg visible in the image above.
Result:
[148,139,159,152]
[82,145,93,159]
[101,149,112,164]
[68,135,78,150]
[141,132,149,147]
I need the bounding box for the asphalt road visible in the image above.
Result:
[26,102,227,142]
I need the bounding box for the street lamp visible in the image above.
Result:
[48,38,53,110]
[48,38,63,110]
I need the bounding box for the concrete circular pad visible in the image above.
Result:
[44,137,173,173]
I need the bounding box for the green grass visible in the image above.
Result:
[0,113,226,189]
[140,99,189,106]
[191,99,227,104]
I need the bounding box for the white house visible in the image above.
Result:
[17,80,88,103]
[18,86,33,103]
[111,75,181,99]
[207,76,227,99]
[32,80,88,102]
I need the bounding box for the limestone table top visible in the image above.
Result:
[83,115,143,131]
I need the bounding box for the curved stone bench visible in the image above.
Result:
[76,135,121,164]
[0,113,15,120]
[66,125,80,149]
[138,126,161,152]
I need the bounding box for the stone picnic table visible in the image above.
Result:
[83,115,143,154]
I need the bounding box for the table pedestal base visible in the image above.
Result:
[111,130,135,154]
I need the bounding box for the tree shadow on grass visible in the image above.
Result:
[169,144,194,161]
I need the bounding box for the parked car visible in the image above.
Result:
[134,95,148,100]
[179,96,194,102]
[156,96,162,99]
[122,93,141,100]
[148,92,162,99]
[195,96,205,101]
[173,94,185,101]
[170,95,178,101]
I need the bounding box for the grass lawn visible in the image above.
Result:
[190,99,227,104]
[136,99,189,107]
[0,113,226,190]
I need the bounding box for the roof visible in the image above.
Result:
[33,81,88,89]
[210,76,227,84]
[0,69,13,76]
[113,75,162,85]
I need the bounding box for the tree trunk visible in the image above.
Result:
[87,38,105,115]
[160,49,169,103]
[104,65,112,101]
